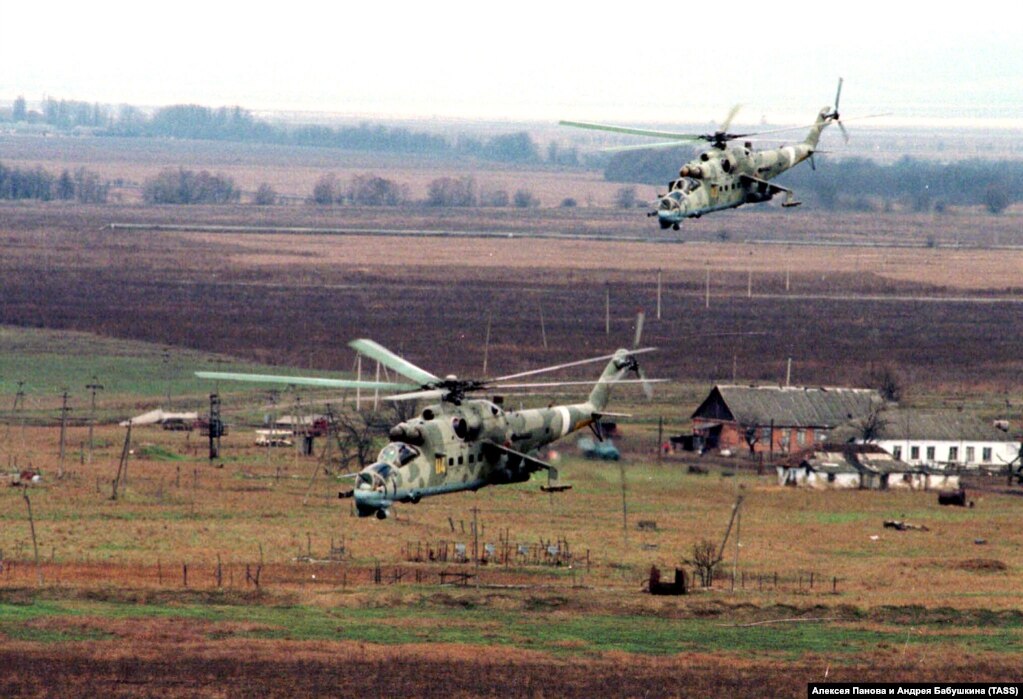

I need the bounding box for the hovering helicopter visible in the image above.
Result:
[561,79,856,230]
[196,338,658,519]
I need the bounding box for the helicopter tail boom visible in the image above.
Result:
[586,349,648,412]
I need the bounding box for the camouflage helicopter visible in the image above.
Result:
[196,338,658,519]
[561,79,856,230]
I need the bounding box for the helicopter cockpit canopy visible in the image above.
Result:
[377,442,420,467]
[669,177,700,194]
[357,461,400,492]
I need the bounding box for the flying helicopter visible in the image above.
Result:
[561,79,857,230]
[196,338,659,519]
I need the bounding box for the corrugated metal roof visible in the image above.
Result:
[700,385,881,428]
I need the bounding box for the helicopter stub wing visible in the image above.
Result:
[738,174,795,202]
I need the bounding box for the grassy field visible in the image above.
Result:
[4,134,1023,696]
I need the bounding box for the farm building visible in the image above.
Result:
[839,409,1018,470]
[690,385,882,456]
[776,444,960,490]
[119,409,198,429]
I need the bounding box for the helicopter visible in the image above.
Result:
[561,79,855,230]
[196,338,658,519]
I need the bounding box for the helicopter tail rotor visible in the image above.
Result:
[824,77,849,144]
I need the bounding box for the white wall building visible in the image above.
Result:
[862,410,1017,470]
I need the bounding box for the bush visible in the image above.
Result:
[348,174,406,206]
[142,168,239,204]
[253,183,277,206]
[310,174,342,205]
[426,176,476,207]
[513,189,539,208]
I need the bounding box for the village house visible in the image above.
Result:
[776,444,960,491]
[845,408,1018,470]
[690,385,882,456]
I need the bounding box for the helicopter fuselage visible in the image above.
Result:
[349,349,638,518]
[654,110,830,229]
[350,397,597,518]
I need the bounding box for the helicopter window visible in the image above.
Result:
[370,463,394,480]
[700,153,710,162]
[377,443,418,466]
[457,455,464,465]
[448,457,454,467]
[398,443,419,465]
[468,454,475,464]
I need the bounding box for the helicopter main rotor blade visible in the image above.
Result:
[383,389,445,402]
[492,347,657,382]
[601,141,693,153]
[719,104,742,133]
[632,312,645,350]
[559,120,704,141]
[490,378,668,390]
[349,339,440,385]
[195,371,417,391]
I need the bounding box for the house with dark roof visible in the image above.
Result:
[834,409,1018,470]
[690,384,882,456]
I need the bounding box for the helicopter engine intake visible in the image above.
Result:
[389,422,425,445]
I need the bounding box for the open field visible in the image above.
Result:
[4,135,1023,695]
[4,412,1023,696]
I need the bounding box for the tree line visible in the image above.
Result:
[309,173,545,208]
[604,148,1022,213]
[2,96,577,165]
[0,161,108,202]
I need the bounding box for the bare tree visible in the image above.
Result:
[869,364,903,403]
[741,424,761,456]
[684,539,720,587]
[857,402,888,443]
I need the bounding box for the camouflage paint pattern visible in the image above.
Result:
[654,108,834,228]
[351,349,637,518]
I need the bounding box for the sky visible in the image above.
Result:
[2,1,1021,129]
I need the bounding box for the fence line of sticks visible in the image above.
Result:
[0,554,841,594]
[702,568,842,594]
[403,537,585,568]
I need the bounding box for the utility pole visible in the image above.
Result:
[605,283,610,336]
[355,354,362,411]
[482,312,492,375]
[373,361,381,411]
[656,269,663,320]
[162,348,172,408]
[657,416,664,462]
[86,378,103,464]
[207,393,223,462]
[112,420,132,500]
[539,304,548,350]
[619,461,629,546]
[58,391,71,478]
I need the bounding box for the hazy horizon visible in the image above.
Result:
[2,1,1020,129]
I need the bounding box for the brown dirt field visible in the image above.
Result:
[3,202,1023,393]
[4,138,1023,696]
[2,643,1020,698]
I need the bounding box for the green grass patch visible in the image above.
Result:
[4,598,1023,656]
